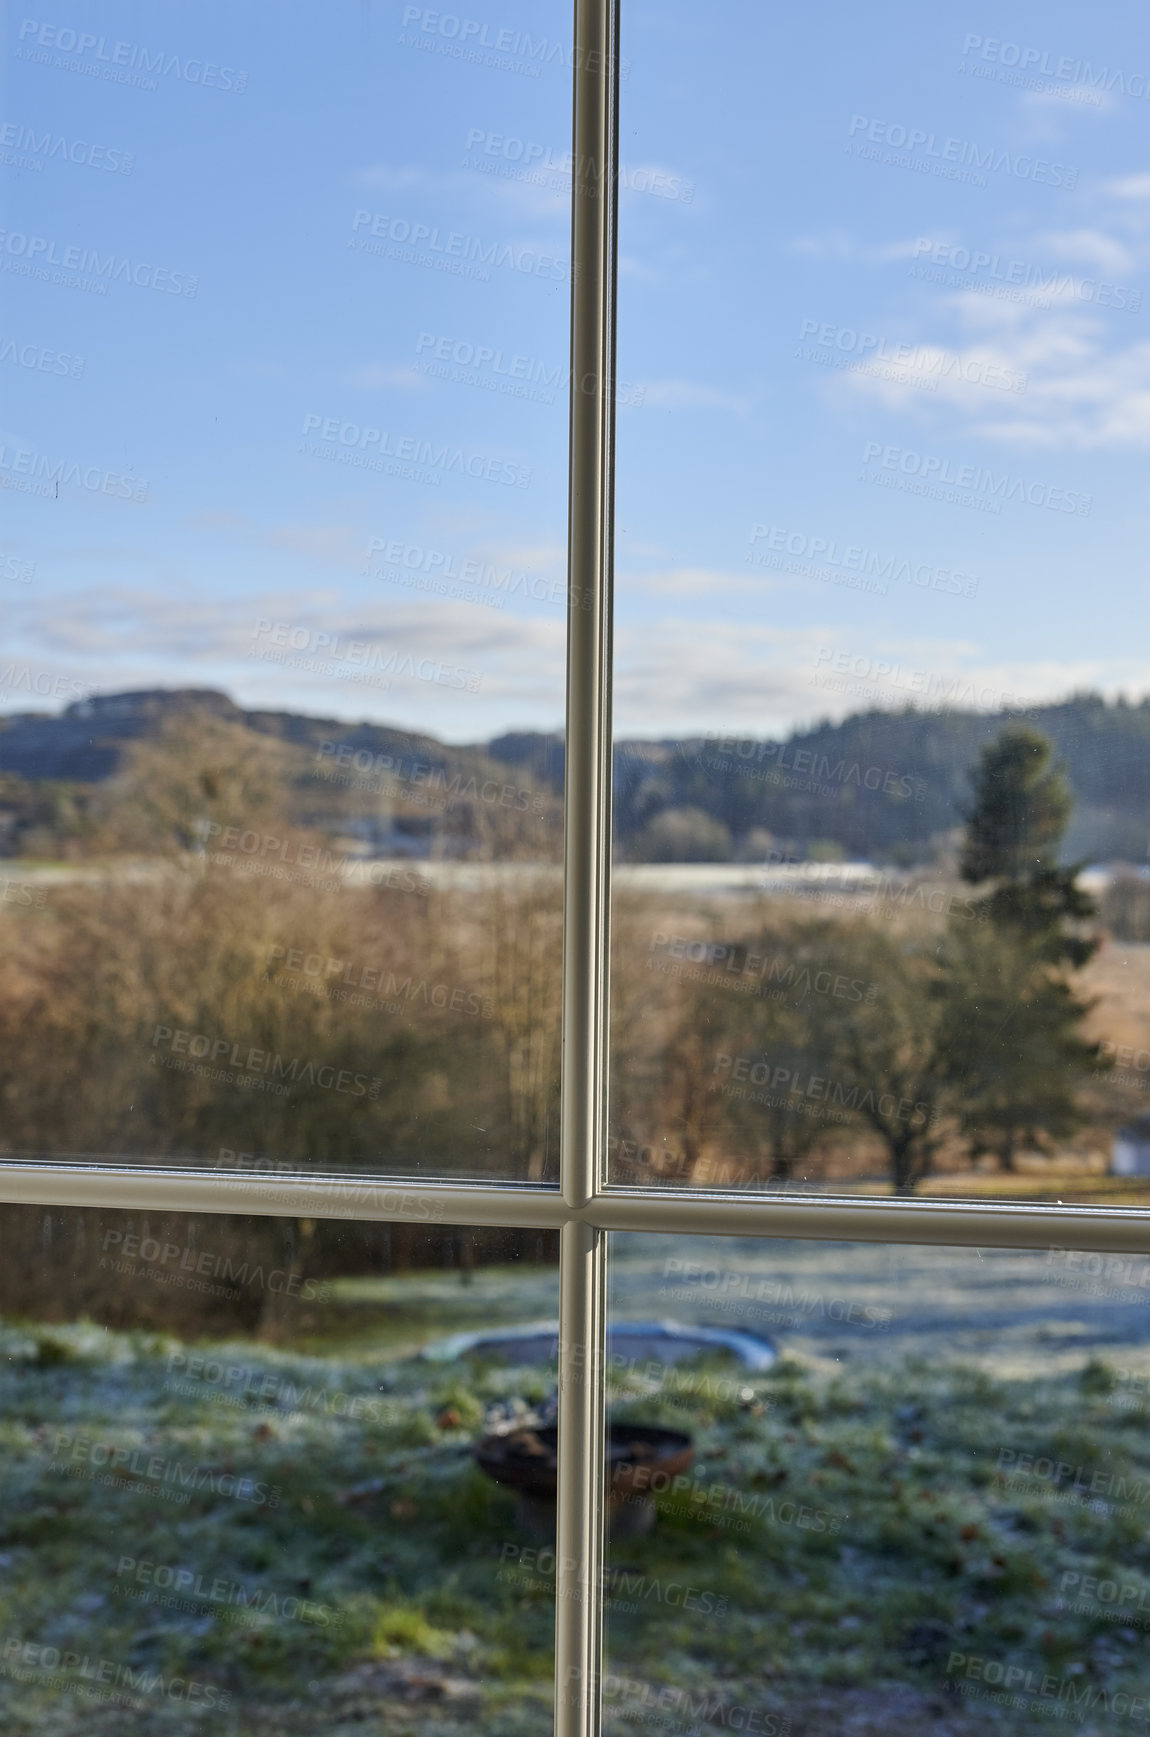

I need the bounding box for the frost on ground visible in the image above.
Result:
[0,1244,1147,1733]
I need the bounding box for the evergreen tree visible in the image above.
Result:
[960,725,1071,883]
[943,726,1105,1170]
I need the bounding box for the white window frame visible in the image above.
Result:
[4,3,1150,1731]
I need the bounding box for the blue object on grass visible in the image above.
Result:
[422,1318,775,1370]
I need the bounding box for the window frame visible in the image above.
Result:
[4,2,1150,1732]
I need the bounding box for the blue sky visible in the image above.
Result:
[2,0,1148,741]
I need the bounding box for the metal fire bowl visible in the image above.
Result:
[474,1422,694,1504]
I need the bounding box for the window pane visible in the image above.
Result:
[609,1,1150,1205]
[0,1203,558,1732]
[604,1230,1150,1733]
[0,1,570,1180]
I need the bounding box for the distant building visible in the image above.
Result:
[1111,1116,1150,1176]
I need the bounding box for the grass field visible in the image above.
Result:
[1,1241,1149,1734]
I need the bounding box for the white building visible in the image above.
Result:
[1111,1117,1150,1177]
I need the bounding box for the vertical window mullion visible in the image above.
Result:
[556,0,620,1729]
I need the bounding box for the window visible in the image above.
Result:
[3,1,1149,1733]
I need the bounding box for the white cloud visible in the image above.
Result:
[356,159,567,223]
[1020,84,1112,117]
[787,232,939,264]
[623,567,767,600]
[1105,172,1150,200]
[13,586,568,737]
[611,614,1150,736]
[832,273,1150,448]
[1030,227,1136,274]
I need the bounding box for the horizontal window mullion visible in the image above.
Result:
[2,1164,1149,1252]
[0,1164,567,1229]
[597,1186,1150,1254]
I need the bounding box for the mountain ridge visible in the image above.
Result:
[1,687,1148,864]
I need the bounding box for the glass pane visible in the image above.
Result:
[0,0,570,1179]
[0,1202,558,1732]
[604,1230,1150,1734]
[609,1,1150,1205]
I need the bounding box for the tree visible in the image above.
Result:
[947,725,1105,1170]
[630,806,732,863]
[826,924,948,1194]
[960,725,1071,884]
[98,711,294,857]
[938,917,1101,1172]
[696,919,861,1185]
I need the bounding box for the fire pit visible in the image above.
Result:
[475,1421,693,1538]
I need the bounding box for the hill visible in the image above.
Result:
[499,694,1150,865]
[1,688,1148,864]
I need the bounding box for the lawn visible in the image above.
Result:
[1,1245,1148,1735]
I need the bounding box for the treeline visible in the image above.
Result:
[5,688,1150,866]
[498,692,1150,864]
[0,1205,557,1338]
[0,716,1129,1329]
[0,691,562,863]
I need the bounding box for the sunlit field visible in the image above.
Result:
[3,1237,1149,1735]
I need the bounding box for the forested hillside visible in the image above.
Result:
[2,688,1149,864]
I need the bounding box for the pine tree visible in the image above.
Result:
[960,725,1071,884]
[942,726,1105,1170]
